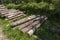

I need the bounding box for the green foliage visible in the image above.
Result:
[6,2,48,14]
[6,4,16,9]
[6,2,56,17]
[49,4,55,11]
[0,0,36,4]
[52,0,60,5]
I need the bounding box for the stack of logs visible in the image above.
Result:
[0,5,47,36]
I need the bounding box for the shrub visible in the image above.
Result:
[49,4,55,11]
[6,2,55,16]
[6,4,16,9]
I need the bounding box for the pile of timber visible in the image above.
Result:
[11,15,47,35]
[0,5,8,17]
[0,5,47,36]
[0,5,26,21]
[5,9,26,21]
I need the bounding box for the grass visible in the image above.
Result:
[0,19,36,40]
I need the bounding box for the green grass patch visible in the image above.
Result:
[0,19,36,40]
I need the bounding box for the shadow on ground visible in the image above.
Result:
[34,20,60,40]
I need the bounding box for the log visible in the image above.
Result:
[27,16,47,35]
[17,17,40,30]
[21,19,40,33]
[12,15,40,27]
[7,14,25,20]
